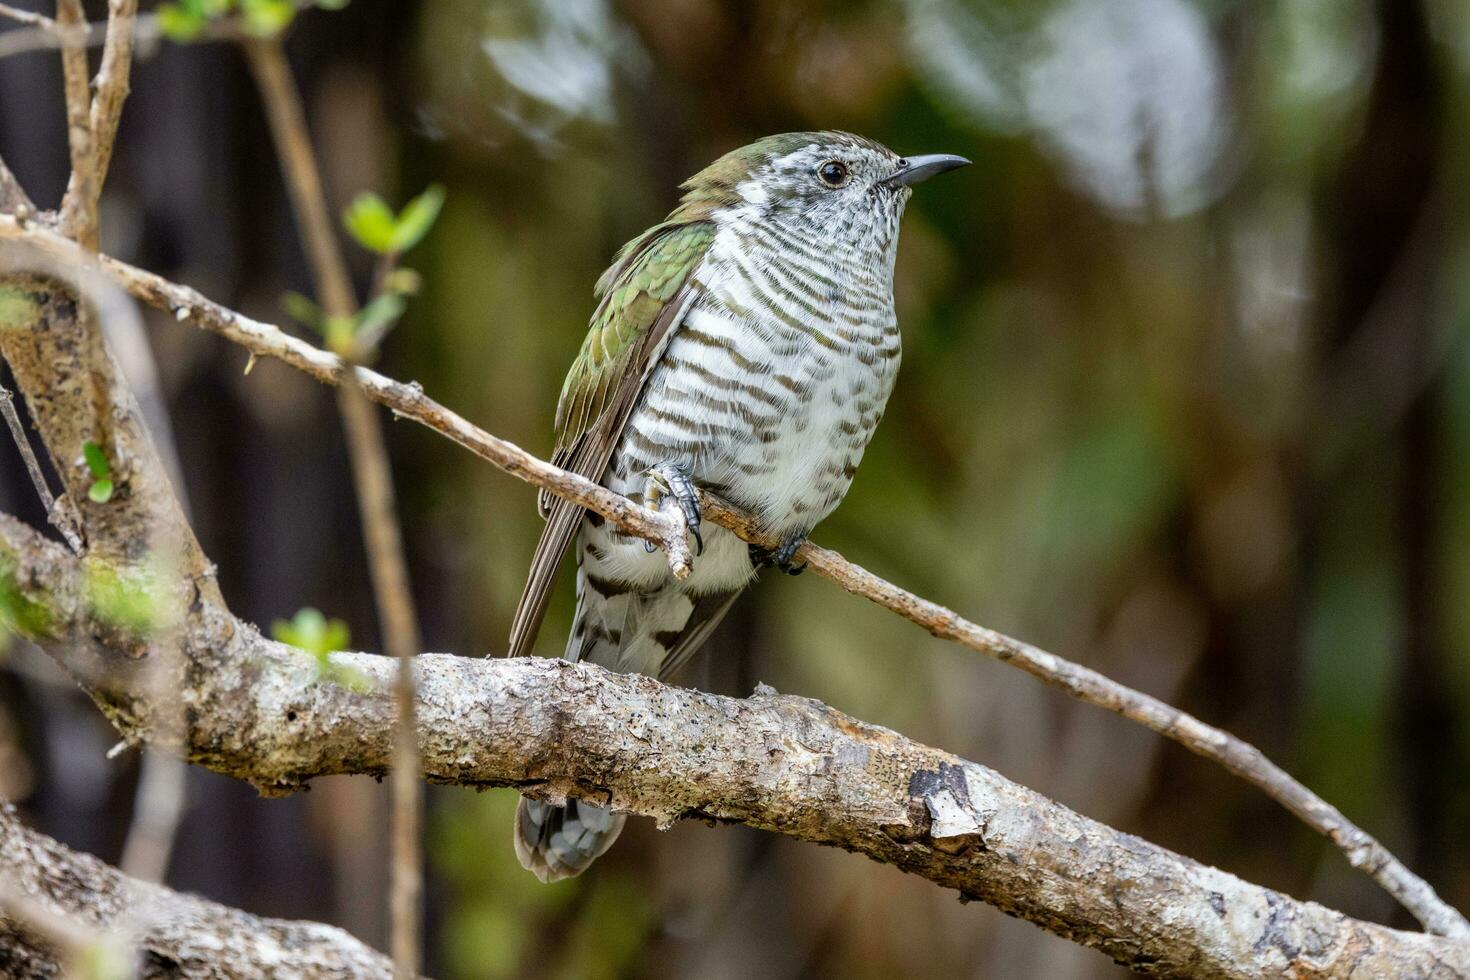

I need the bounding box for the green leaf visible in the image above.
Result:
[325,315,356,355]
[315,0,350,7]
[282,291,327,334]
[356,292,406,336]
[343,193,397,254]
[156,4,207,42]
[271,607,350,658]
[388,184,446,254]
[88,479,114,504]
[82,441,110,480]
[241,0,295,36]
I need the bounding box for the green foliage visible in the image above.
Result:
[240,0,296,36]
[356,292,407,337]
[81,441,113,504]
[272,606,350,657]
[271,607,373,692]
[343,194,398,254]
[343,185,446,255]
[389,185,447,253]
[156,0,329,42]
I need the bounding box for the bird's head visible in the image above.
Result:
[673,131,969,250]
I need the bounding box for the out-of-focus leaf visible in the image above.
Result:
[241,0,296,36]
[272,607,350,658]
[388,185,447,254]
[356,292,407,336]
[343,193,398,254]
[325,315,356,355]
[156,4,207,41]
[88,479,114,504]
[282,291,327,334]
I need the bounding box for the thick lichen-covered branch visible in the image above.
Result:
[0,213,1461,941]
[0,515,1465,978]
[0,801,393,978]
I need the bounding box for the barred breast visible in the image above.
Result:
[591,213,902,599]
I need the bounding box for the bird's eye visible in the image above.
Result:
[817,160,850,188]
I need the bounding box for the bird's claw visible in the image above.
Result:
[750,532,807,575]
[644,462,703,556]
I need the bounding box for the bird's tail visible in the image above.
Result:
[513,555,742,881]
[513,796,627,883]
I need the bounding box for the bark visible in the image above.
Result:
[0,802,393,978]
[1,515,1467,978]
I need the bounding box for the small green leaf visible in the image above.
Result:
[388,185,446,254]
[356,292,406,336]
[325,315,356,355]
[88,479,114,504]
[272,607,350,658]
[82,441,110,480]
[343,193,397,254]
[282,291,326,334]
[241,0,295,36]
[156,4,207,42]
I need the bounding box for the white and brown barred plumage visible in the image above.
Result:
[510,132,968,881]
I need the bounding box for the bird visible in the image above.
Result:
[508,131,969,881]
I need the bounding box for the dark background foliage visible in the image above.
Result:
[3,0,1470,975]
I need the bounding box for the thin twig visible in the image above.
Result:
[242,35,422,977]
[56,0,136,250]
[53,0,93,247]
[84,0,138,212]
[0,213,1464,940]
[0,382,83,553]
[0,2,52,28]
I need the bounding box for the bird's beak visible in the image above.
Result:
[884,153,971,187]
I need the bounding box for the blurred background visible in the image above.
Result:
[3,0,1470,975]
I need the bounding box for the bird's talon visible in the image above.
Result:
[752,532,808,574]
[644,462,702,556]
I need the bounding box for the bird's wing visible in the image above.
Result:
[507,220,717,660]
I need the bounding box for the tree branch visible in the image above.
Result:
[0,801,394,977]
[0,212,1460,941]
[0,514,1464,978]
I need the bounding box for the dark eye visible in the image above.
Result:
[817,160,850,188]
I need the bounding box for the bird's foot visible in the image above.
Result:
[749,531,807,575]
[643,462,703,556]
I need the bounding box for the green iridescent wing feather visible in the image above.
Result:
[508,219,716,659]
[551,220,717,472]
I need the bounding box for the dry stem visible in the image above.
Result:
[242,35,422,977]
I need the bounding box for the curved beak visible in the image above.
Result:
[884,153,971,187]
